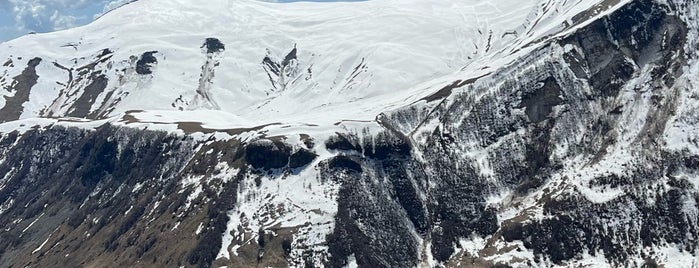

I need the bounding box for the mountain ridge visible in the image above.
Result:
[0,0,698,267]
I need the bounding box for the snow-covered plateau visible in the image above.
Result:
[0,0,698,267]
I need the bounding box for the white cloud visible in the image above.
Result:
[2,0,91,33]
[50,10,78,30]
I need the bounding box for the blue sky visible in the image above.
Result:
[0,0,362,42]
[0,0,135,42]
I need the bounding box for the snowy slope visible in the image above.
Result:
[0,0,632,129]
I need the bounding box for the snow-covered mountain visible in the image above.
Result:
[0,0,698,267]
[0,0,636,128]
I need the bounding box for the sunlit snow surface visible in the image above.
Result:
[0,0,632,130]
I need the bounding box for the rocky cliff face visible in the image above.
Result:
[1,0,698,267]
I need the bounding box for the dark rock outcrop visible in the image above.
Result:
[203,38,225,54]
[136,51,158,75]
[245,139,292,170]
[289,148,317,169]
[0,57,41,123]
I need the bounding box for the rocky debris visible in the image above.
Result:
[41,49,122,120]
[191,38,225,109]
[262,46,301,92]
